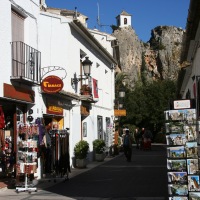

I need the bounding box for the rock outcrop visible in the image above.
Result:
[112,25,185,88]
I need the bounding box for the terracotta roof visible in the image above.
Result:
[46,7,88,20]
[116,10,132,18]
[120,10,132,16]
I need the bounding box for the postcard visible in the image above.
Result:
[167,146,186,158]
[169,197,188,200]
[166,134,187,146]
[188,175,200,191]
[168,184,188,195]
[167,159,187,171]
[184,125,197,141]
[165,122,184,133]
[187,159,199,174]
[168,172,187,184]
[189,192,200,198]
[164,109,196,122]
[185,142,198,158]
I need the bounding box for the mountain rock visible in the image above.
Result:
[112,25,185,88]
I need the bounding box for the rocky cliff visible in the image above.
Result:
[112,25,185,88]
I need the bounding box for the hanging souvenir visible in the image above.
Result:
[0,105,5,129]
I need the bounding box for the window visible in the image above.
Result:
[97,116,103,139]
[83,122,87,137]
[12,10,25,42]
[124,18,127,25]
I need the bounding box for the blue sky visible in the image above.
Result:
[45,0,190,42]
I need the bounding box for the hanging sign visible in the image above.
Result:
[41,75,64,93]
[114,109,126,116]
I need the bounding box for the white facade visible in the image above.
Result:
[179,0,200,117]
[38,9,116,162]
[116,11,132,28]
[0,0,116,179]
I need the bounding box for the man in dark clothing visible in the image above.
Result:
[123,129,133,162]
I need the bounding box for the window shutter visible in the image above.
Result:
[12,10,24,42]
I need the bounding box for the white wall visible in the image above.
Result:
[119,15,131,27]
[38,11,115,163]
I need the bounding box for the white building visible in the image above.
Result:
[116,10,132,28]
[179,0,200,117]
[0,0,117,181]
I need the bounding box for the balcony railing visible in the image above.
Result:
[11,41,41,85]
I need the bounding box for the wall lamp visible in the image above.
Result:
[71,57,93,86]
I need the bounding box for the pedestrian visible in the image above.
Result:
[134,128,140,149]
[142,128,153,150]
[140,127,145,150]
[123,129,133,162]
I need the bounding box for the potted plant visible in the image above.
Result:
[74,140,89,168]
[93,139,106,162]
[80,84,92,95]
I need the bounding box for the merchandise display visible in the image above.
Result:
[165,108,200,199]
[15,123,39,193]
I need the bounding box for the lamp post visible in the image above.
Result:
[71,56,93,88]
[113,87,126,148]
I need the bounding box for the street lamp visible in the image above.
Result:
[71,57,93,86]
[118,87,126,109]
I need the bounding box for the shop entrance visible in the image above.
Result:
[0,101,26,178]
[42,116,70,178]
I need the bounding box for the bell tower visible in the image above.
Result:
[116,10,132,28]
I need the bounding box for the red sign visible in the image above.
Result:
[41,75,63,93]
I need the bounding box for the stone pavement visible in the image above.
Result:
[0,152,118,192]
[0,143,167,194]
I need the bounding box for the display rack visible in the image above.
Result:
[164,108,200,199]
[48,129,70,181]
[16,146,37,193]
[15,123,39,193]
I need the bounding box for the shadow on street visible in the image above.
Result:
[44,145,168,199]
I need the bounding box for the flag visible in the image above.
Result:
[92,78,99,101]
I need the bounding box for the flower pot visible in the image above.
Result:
[95,153,105,162]
[76,158,87,168]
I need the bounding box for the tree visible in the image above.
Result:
[123,79,177,133]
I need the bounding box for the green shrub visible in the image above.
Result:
[74,140,89,159]
[93,139,106,154]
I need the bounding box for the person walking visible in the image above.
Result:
[123,129,133,162]
[142,128,153,150]
[140,127,145,150]
[134,128,140,149]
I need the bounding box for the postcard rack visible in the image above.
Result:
[15,123,39,193]
[16,146,37,193]
[164,108,200,199]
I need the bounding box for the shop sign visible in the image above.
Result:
[174,100,191,109]
[114,109,126,116]
[47,105,63,115]
[41,75,63,93]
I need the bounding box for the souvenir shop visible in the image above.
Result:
[0,100,29,179]
[0,99,70,185]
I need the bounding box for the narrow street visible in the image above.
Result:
[0,145,168,200]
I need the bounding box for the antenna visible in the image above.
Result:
[96,2,110,30]
[97,3,100,28]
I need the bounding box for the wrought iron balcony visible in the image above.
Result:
[11,41,41,85]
